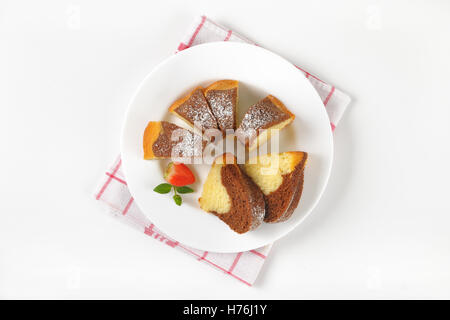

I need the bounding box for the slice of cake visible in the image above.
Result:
[143,121,206,161]
[199,153,265,234]
[236,95,295,151]
[204,80,238,133]
[243,151,307,223]
[169,86,219,138]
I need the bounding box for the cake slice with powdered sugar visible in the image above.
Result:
[169,86,220,139]
[203,80,238,134]
[236,95,295,151]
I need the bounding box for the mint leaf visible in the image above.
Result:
[176,186,194,194]
[173,194,182,206]
[153,183,172,194]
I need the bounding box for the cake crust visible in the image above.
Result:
[169,86,219,136]
[277,171,304,222]
[143,121,162,159]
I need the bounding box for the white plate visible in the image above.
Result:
[121,42,333,253]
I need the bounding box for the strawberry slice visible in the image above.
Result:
[164,162,195,187]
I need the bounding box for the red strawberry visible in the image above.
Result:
[164,162,195,187]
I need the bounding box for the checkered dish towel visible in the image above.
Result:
[94,16,351,286]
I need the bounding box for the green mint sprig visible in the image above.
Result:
[153,183,194,206]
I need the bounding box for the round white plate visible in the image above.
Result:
[121,42,333,253]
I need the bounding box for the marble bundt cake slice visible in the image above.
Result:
[199,154,265,234]
[169,86,220,139]
[243,151,307,223]
[236,95,295,151]
[143,121,206,161]
[204,80,238,133]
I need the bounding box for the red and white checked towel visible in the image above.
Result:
[94,16,351,286]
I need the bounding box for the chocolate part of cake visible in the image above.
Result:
[205,88,237,132]
[236,96,291,147]
[173,89,219,132]
[212,164,265,234]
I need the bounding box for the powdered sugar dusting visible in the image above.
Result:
[250,196,265,230]
[236,97,290,144]
[176,89,218,131]
[171,128,204,159]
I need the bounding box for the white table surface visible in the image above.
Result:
[1,0,450,299]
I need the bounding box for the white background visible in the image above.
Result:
[1,0,449,299]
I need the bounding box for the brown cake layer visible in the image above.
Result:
[277,171,304,222]
[169,87,219,137]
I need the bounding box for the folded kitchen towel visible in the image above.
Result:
[93,15,351,286]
